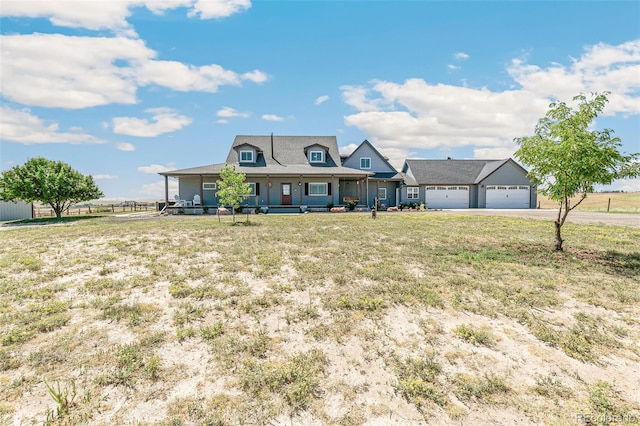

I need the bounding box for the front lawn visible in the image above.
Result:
[1,213,638,425]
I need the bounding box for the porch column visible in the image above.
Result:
[299,175,303,205]
[199,175,204,206]
[164,175,169,205]
[366,176,369,208]
[331,175,336,206]
[266,175,271,206]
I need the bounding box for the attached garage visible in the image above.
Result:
[425,186,469,209]
[485,185,530,208]
[401,158,537,209]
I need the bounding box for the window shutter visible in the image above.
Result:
[327,183,332,195]
[255,183,260,196]
[304,183,308,196]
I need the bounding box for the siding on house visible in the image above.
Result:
[341,141,397,173]
[476,161,536,208]
[342,140,402,208]
[173,176,341,208]
[0,201,33,221]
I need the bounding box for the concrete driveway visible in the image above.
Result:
[431,208,640,228]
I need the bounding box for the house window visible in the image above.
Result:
[310,150,324,163]
[247,183,256,196]
[426,186,436,191]
[308,183,327,196]
[240,150,253,162]
[407,187,419,199]
[360,158,371,169]
[203,182,216,190]
[378,188,387,200]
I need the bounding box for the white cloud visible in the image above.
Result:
[315,95,330,105]
[188,0,251,19]
[339,144,359,156]
[1,34,150,108]
[507,40,640,114]
[136,61,255,92]
[0,1,140,35]
[217,107,249,118]
[0,0,249,34]
[139,179,179,198]
[93,174,118,180]
[113,108,192,137]
[241,70,269,83]
[473,146,518,160]
[138,163,176,174]
[0,33,268,109]
[262,114,284,121]
[117,142,135,151]
[344,79,547,152]
[0,106,103,144]
[447,64,460,70]
[216,119,229,124]
[454,52,470,60]
[341,84,384,112]
[343,40,640,159]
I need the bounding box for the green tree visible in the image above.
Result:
[514,92,639,251]
[216,163,252,224]
[0,157,104,219]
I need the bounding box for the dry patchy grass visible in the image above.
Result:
[1,213,639,425]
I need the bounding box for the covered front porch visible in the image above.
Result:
[161,173,374,214]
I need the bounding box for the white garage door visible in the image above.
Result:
[486,185,530,208]
[425,186,469,209]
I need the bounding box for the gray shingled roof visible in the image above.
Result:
[160,135,373,177]
[403,159,511,185]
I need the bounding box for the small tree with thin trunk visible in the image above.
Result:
[0,157,104,219]
[216,163,252,224]
[514,92,639,251]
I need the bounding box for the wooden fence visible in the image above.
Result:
[33,204,154,218]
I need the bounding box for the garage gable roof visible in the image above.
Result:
[403,159,512,185]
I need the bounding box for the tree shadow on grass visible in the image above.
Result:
[453,245,639,278]
[1,215,106,227]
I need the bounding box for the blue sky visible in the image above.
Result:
[1,0,639,199]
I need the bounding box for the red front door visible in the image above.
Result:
[281,183,292,205]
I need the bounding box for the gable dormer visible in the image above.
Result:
[234,143,261,164]
[342,140,398,174]
[304,144,329,164]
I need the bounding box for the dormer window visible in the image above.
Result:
[240,150,254,163]
[310,150,324,163]
[360,157,371,169]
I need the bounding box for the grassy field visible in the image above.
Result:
[537,192,640,213]
[1,213,639,425]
